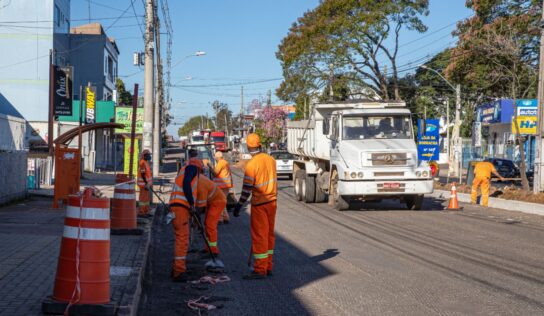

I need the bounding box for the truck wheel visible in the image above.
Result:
[314,177,328,203]
[294,170,304,201]
[304,174,316,203]
[331,170,349,211]
[406,195,424,210]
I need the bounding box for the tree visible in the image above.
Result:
[115,78,133,106]
[446,0,540,191]
[177,115,215,137]
[210,100,234,132]
[276,0,429,106]
[254,107,287,146]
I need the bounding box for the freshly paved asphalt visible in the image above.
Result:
[139,148,544,315]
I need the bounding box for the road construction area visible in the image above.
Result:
[139,157,544,315]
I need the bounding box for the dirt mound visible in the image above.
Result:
[435,182,544,204]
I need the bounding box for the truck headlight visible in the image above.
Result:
[357,172,364,179]
[350,172,357,179]
[422,171,429,178]
[416,171,422,177]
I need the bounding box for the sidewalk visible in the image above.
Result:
[0,196,154,316]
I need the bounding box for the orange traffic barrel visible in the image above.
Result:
[111,174,137,229]
[52,188,110,304]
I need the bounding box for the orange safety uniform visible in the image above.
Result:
[137,157,152,215]
[214,158,232,222]
[196,175,226,254]
[471,161,497,207]
[238,152,277,275]
[169,168,198,277]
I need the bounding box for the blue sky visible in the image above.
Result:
[71,0,472,136]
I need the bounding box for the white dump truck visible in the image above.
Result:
[287,100,433,210]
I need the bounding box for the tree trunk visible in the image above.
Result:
[512,91,530,191]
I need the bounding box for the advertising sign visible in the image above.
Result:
[417,119,440,161]
[85,86,96,124]
[473,122,482,147]
[477,101,501,123]
[53,66,72,116]
[115,107,144,134]
[512,116,537,135]
[124,138,139,175]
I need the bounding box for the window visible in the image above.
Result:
[271,152,295,160]
[54,5,61,27]
[342,115,413,140]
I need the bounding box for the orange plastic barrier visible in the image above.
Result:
[52,188,110,304]
[111,174,137,229]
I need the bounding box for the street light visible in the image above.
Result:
[171,51,206,69]
[418,65,462,180]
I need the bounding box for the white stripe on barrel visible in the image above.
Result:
[66,206,110,220]
[117,183,134,190]
[114,193,136,200]
[62,226,110,240]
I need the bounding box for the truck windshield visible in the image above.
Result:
[192,136,204,142]
[343,115,413,140]
[212,136,225,142]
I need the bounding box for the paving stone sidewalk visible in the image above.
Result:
[0,196,153,316]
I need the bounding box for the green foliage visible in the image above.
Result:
[210,100,234,132]
[276,0,429,102]
[177,116,215,137]
[115,78,133,106]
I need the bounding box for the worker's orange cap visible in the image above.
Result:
[188,157,203,171]
[246,133,261,148]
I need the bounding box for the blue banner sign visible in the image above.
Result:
[418,119,440,161]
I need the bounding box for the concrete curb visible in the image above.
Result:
[116,207,157,316]
[430,190,544,216]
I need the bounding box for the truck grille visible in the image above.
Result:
[374,172,404,177]
[369,153,408,166]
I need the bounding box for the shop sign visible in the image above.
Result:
[477,101,501,123]
[417,119,440,161]
[85,86,96,124]
[115,107,143,134]
[53,66,72,116]
[512,116,537,135]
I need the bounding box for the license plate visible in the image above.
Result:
[383,183,400,189]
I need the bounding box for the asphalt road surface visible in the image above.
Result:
[139,152,544,315]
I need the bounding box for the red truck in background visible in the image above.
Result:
[210,131,228,152]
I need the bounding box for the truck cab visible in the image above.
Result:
[287,100,433,211]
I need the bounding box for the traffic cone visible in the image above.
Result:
[446,182,461,211]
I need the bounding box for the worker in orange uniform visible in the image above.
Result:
[137,149,153,216]
[189,158,227,257]
[234,133,277,280]
[213,151,232,223]
[471,161,505,207]
[168,164,199,282]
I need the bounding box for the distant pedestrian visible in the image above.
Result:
[471,161,505,207]
[234,133,277,280]
[137,149,152,216]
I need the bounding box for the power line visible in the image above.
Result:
[170,78,283,88]
[0,15,141,24]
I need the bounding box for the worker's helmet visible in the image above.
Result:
[142,149,151,160]
[214,151,223,159]
[188,157,203,171]
[246,133,261,148]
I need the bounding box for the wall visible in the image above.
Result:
[0,0,70,122]
[0,152,28,205]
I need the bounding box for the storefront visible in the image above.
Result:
[472,99,537,169]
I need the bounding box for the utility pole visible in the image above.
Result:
[143,0,155,160]
[239,86,244,129]
[267,89,272,107]
[152,2,162,176]
[329,63,334,101]
[449,84,462,178]
[534,0,544,193]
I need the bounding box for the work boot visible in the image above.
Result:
[200,252,219,260]
[242,272,266,280]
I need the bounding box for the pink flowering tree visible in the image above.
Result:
[255,107,286,146]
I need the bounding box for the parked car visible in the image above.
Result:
[484,158,519,179]
[270,151,296,180]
